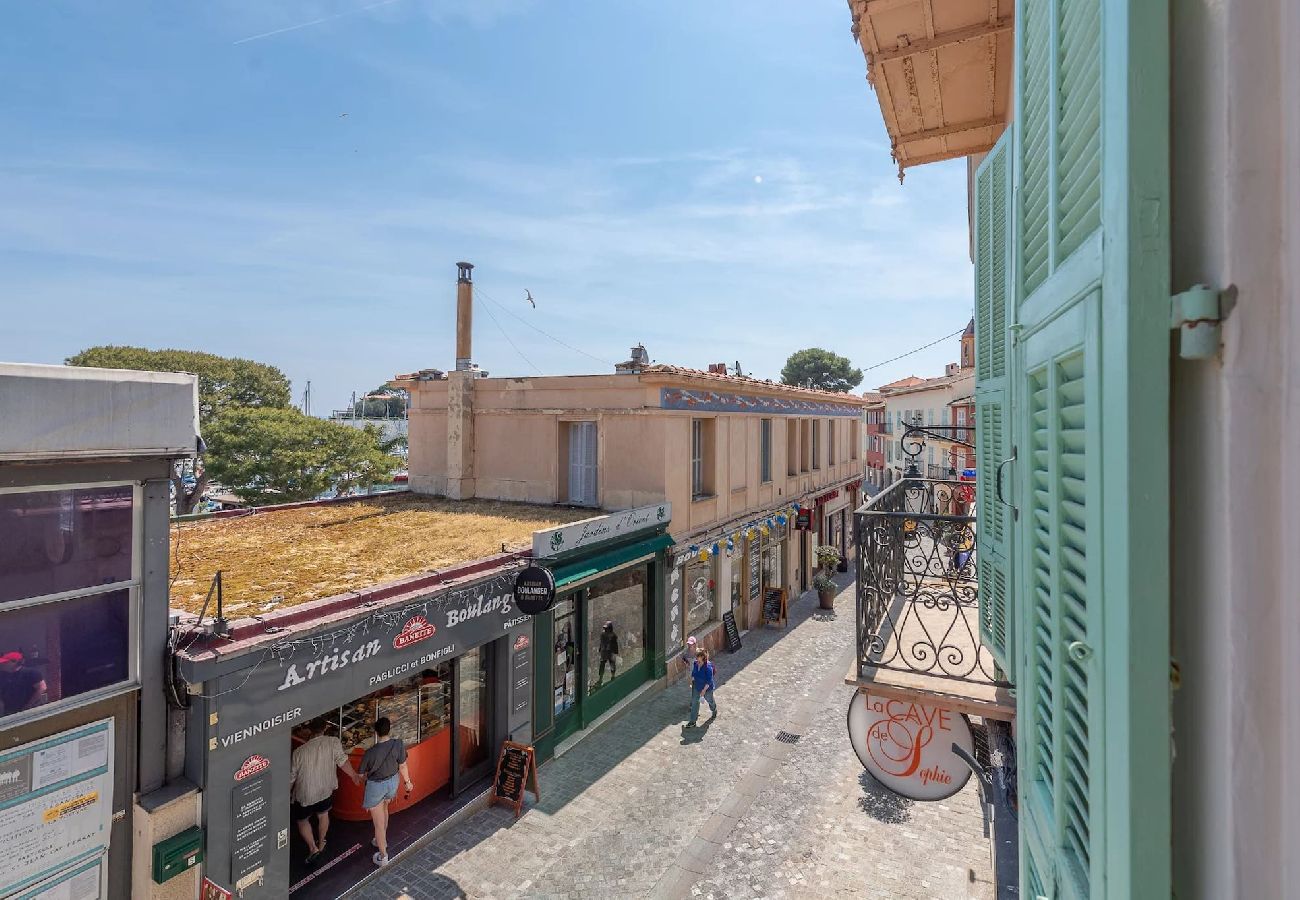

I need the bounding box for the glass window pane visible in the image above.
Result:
[586,566,647,694]
[456,646,490,773]
[0,589,131,718]
[683,558,717,635]
[0,486,134,604]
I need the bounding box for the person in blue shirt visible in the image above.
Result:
[681,638,717,727]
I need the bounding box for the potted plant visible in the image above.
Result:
[814,544,842,609]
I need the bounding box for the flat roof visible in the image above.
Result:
[169,494,591,616]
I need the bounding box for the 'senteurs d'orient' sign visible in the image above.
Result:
[513,565,557,615]
[532,503,671,559]
[847,692,973,801]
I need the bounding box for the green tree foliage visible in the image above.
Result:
[66,346,291,424]
[204,407,400,505]
[779,348,864,392]
[351,386,407,418]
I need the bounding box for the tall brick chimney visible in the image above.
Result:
[447,262,476,499]
[455,261,474,371]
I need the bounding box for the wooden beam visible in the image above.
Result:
[893,115,1004,147]
[899,141,999,169]
[869,16,1013,64]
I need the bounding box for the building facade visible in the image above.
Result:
[0,362,199,900]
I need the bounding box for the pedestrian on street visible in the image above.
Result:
[598,621,620,684]
[680,638,717,727]
[290,720,361,866]
[360,717,413,867]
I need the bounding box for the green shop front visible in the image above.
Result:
[529,503,673,760]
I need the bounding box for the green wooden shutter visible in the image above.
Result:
[1010,1,1170,898]
[974,130,1014,674]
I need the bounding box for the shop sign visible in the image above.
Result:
[0,719,114,899]
[512,565,557,615]
[794,509,813,531]
[212,569,522,744]
[202,877,233,900]
[393,615,437,649]
[230,772,270,891]
[233,754,270,782]
[847,692,973,801]
[532,502,670,558]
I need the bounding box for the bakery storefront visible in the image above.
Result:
[175,566,533,899]
[528,504,673,761]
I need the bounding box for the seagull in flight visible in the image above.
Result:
[525,290,535,308]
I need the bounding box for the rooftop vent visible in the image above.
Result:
[615,343,650,374]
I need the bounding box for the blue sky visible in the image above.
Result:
[1,0,973,411]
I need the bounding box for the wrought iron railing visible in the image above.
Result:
[853,476,1010,687]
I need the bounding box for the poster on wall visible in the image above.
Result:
[10,854,105,900]
[230,765,271,891]
[0,719,114,898]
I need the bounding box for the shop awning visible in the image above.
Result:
[848,0,1013,176]
[549,533,675,589]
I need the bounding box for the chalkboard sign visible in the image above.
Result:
[722,610,742,652]
[763,588,787,627]
[747,541,761,608]
[490,741,539,818]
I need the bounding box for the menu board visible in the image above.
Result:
[747,541,762,608]
[230,774,270,890]
[510,644,532,716]
[0,719,113,899]
[763,588,787,626]
[722,611,742,653]
[489,741,538,819]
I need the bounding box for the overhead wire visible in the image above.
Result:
[858,328,966,374]
[475,287,615,367]
[478,297,545,375]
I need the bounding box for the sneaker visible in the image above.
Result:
[684,721,697,728]
[373,851,389,867]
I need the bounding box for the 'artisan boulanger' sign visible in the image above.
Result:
[211,569,524,742]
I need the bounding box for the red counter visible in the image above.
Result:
[332,727,452,821]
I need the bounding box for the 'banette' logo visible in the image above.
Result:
[393,615,437,650]
[234,754,270,782]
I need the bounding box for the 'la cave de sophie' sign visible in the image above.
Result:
[847,692,974,802]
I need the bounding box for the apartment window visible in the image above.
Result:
[828,420,836,466]
[0,484,138,723]
[760,419,772,484]
[567,421,598,506]
[800,420,811,473]
[691,419,715,499]
[850,419,859,460]
[957,407,967,427]
[941,407,950,426]
[786,419,798,477]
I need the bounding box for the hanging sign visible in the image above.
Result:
[847,692,973,801]
[794,509,813,531]
[513,566,557,615]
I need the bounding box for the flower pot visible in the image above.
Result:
[818,588,836,609]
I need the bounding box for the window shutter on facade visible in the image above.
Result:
[568,421,597,506]
[974,130,1014,674]
[1008,1,1171,899]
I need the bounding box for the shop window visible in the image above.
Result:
[786,420,798,476]
[0,588,130,719]
[682,558,717,636]
[586,565,648,693]
[0,485,134,605]
[566,422,598,506]
[760,419,772,484]
[691,419,715,499]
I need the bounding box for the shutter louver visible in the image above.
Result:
[1010,0,1171,894]
[974,130,1014,672]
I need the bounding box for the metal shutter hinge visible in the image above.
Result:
[1171,284,1237,360]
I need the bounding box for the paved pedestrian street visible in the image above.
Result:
[355,579,994,900]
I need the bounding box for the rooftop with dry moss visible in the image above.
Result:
[169,494,591,616]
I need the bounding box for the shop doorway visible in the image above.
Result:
[550,596,582,746]
[452,644,493,796]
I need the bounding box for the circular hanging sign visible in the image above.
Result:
[513,565,557,615]
[847,692,973,801]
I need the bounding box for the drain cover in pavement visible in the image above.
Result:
[775,730,802,744]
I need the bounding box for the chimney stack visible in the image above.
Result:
[455,261,474,371]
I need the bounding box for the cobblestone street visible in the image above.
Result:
[354,580,994,900]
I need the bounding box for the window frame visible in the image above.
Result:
[759,418,772,484]
[811,420,821,470]
[828,419,836,466]
[691,418,715,500]
[0,481,142,728]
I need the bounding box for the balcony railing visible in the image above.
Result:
[853,477,1010,692]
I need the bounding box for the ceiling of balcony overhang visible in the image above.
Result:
[847,0,1013,178]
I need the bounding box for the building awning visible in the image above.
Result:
[848,0,1013,177]
[550,533,674,589]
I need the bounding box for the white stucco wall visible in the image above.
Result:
[1170,0,1300,895]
